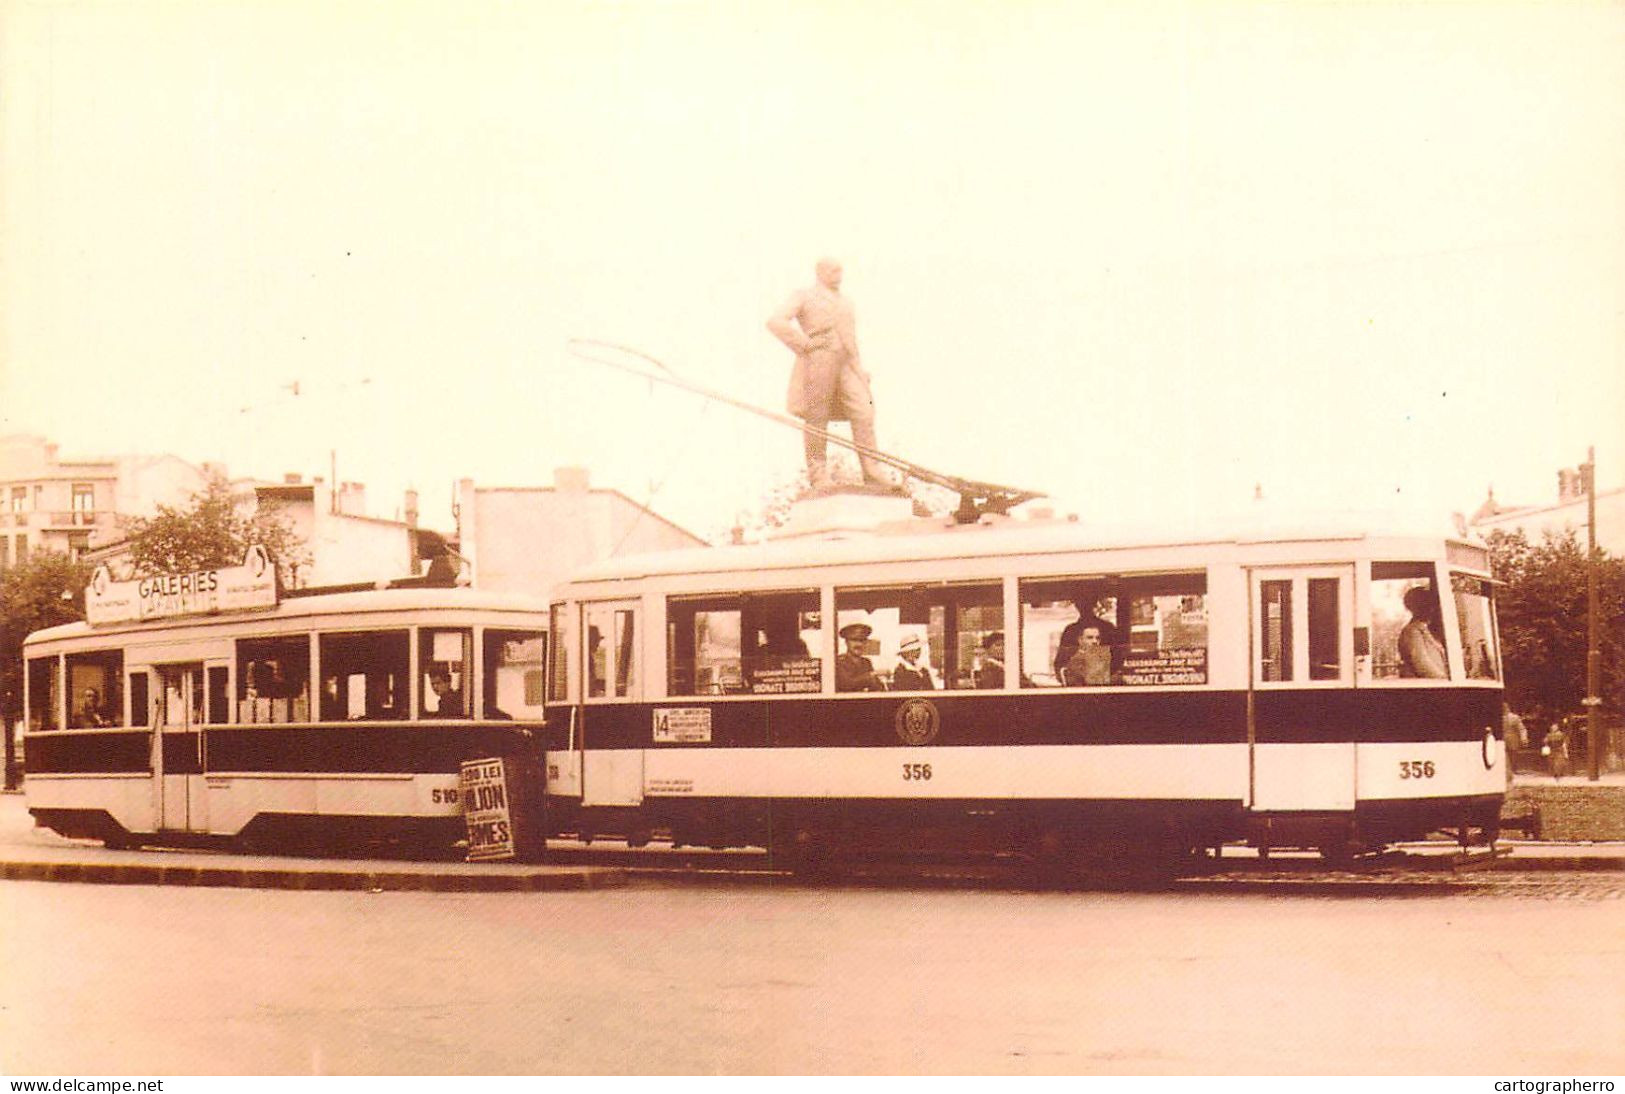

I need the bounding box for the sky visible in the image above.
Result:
[2,0,1621,542]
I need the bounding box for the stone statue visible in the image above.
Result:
[767,258,886,488]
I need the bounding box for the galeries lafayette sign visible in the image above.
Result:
[86,545,278,626]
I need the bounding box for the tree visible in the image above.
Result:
[1,552,92,785]
[122,474,309,585]
[1487,528,1625,725]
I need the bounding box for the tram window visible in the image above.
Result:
[65,650,123,727]
[321,630,409,721]
[419,628,472,718]
[834,583,1000,691]
[615,610,635,696]
[128,672,150,728]
[1307,578,1341,681]
[26,656,59,732]
[1260,580,1292,682]
[484,629,546,720]
[1021,574,1207,687]
[1452,573,1500,680]
[668,590,819,696]
[236,635,312,723]
[1370,562,1449,680]
[207,666,230,724]
[585,606,637,698]
[549,605,570,702]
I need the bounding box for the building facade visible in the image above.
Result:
[455,467,706,596]
[1468,469,1625,556]
[1,436,125,571]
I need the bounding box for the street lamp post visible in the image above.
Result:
[1583,448,1601,781]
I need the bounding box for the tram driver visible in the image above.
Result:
[1398,586,1448,679]
[428,665,467,717]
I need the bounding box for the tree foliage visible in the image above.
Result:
[1487,528,1625,723]
[123,475,308,584]
[0,552,93,725]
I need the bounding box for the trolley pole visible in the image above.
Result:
[1583,448,1601,782]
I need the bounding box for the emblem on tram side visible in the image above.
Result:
[894,697,941,746]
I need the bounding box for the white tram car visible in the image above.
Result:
[23,586,548,850]
[540,513,1507,867]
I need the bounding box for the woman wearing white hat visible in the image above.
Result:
[891,633,935,691]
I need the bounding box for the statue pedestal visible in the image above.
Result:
[771,487,915,540]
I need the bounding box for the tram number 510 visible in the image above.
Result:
[902,763,933,781]
[1398,760,1436,779]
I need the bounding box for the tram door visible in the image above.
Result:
[154,662,208,831]
[1249,566,1356,811]
[580,600,644,808]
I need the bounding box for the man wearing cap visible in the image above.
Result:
[767,257,886,489]
[974,632,1006,690]
[891,634,935,691]
[836,622,886,692]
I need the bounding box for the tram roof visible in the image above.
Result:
[556,509,1477,590]
[25,586,550,648]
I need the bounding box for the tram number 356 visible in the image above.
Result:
[902,763,933,781]
[1398,760,1436,779]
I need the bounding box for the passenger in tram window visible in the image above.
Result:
[428,665,466,717]
[587,627,607,698]
[1061,628,1113,687]
[890,633,935,691]
[755,616,810,663]
[73,686,108,728]
[1397,586,1448,679]
[974,632,1007,690]
[1053,598,1120,680]
[835,623,885,692]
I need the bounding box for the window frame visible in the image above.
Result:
[1019,570,1211,690]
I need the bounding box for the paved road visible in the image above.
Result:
[2,872,1621,1075]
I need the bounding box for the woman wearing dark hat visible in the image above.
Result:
[836,622,886,692]
[974,632,1006,690]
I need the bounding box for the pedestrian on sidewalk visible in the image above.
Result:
[1543,723,1570,780]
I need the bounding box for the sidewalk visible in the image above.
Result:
[0,791,626,893]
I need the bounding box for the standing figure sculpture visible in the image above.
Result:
[767,258,886,488]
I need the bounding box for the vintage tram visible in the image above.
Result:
[539,509,1507,871]
[22,551,548,851]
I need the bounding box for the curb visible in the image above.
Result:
[1493,855,1625,872]
[0,858,629,892]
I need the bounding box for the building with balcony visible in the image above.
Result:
[3,436,132,570]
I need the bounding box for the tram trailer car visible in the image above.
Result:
[22,588,549,852]
[540,515,1507,870]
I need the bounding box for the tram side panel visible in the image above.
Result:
[545,692,1254,852]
